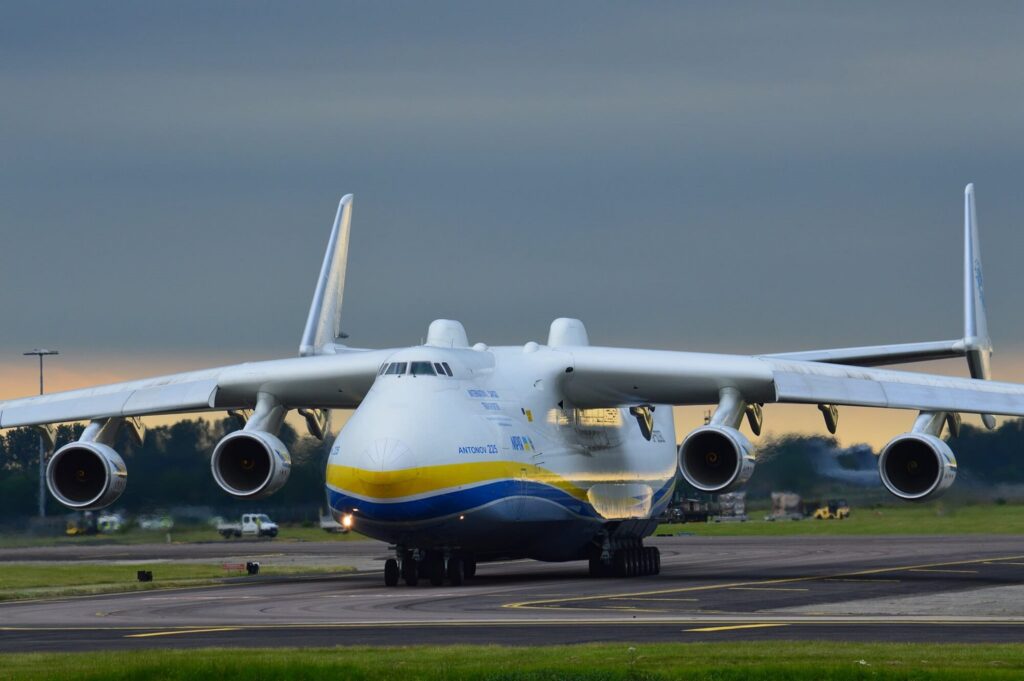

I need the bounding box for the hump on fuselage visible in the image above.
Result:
[548,318,589,347]
[426,319,469,348]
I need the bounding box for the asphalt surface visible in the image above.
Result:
[2,534,1024,651]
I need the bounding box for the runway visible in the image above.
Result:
[2,534,1023,651]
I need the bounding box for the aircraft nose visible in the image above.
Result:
[363,438,416,477]
[338,434,420,493]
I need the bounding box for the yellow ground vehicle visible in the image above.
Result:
[812,499,850,520]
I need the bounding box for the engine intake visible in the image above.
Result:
[211,430,291,498]
[678,425,755,493]
[46,442,127,510]
[879,433,956,501]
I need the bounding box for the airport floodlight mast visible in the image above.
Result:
[23,349,58,518]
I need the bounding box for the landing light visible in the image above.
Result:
[341,514,353,529]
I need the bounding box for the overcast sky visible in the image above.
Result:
[2,3,1024,441]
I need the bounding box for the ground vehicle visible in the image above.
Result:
[218,514,279,538]
[97,513,125,533]
[812,499,851,520]
[65,512,97,536]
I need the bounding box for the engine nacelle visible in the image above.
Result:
[678,425,756,493]
[46,442,127,510]
[211,430,291,498]
[878,433,957,501]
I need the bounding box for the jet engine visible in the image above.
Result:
[211,430,291,498]
[678,425,756,493]
[878,433,956,501]
[46,442,127,510]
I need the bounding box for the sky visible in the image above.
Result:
[2,2,1023,445]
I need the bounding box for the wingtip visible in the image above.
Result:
[965,183,974,197]
[339,193,354,207]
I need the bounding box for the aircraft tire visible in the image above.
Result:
[464,556,477,579]
[384,559,400,587]
[588,557,603,577]
[626,550,637,577]
[447,556,465,586]
[402,559,418,586]
[652,547,661,575]
[428,554,445,586]
[612,550,627,577]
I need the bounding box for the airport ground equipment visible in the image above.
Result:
[2,184,1020,586]
[766,491,804,521]
[217,513,278,538]
[812,499,851,520]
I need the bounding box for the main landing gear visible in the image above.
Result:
[589,546,660,578]
[384,550,476,587]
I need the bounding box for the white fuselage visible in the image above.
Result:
[326,344,677,561]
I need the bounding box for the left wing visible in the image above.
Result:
[559,346,1024,417]
[0,351,393,429]
[0,350,391,430]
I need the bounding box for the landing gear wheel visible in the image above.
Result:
[652,547,661,575]
[447,556,465,586]
[613,550,627,577]
[384,559,400,586]
[402,558,418,586]
[428,554,445,586]
[464,556,477,579]
[588,557,604,577]
[643,547,653,575]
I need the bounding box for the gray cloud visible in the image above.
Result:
[1,2,1023,362]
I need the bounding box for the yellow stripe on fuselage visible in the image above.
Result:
[326,460,589,502]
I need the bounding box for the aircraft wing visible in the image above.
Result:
[0,350,391,428]
[559,346,1024,417]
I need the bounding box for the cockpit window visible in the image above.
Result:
[441,362,454,377]
[385,362,407,375]
[410,361,436,376]
[379,363,389,375]
[433,362,445,375]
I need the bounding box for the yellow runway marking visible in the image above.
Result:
[985,562,1024,567]
[125,627,241,639]
[823,578,901,583]
[503,554,1024,610]
[611,597,699,602]
[685,623,788,633]
[908,569,978,574]
[728,587,809,592]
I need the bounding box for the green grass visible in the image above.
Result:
[0,562,351,601]
[658,502,1024,536]
[4,642,1024,680]
[0,524,365,549]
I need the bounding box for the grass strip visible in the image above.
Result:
[658,502,1024,536]
[0,563,352,602]
[3,642,1024,680]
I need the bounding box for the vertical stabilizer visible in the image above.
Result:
[299,194,353,356]
[963,183,996,428]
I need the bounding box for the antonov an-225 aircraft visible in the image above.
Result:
[2,184,1021,586]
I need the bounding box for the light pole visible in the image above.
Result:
[23,349,58,518]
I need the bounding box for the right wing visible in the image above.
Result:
[0,350,392,428]
[559,346,1024,418]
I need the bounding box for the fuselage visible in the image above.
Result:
[325,343,677,561]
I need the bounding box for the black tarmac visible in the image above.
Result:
[2,534,1023,651]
